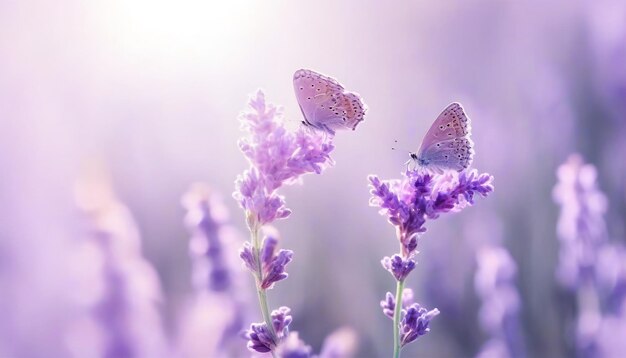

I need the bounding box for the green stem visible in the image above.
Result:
[251,225,278,358]
[393,279,405,358]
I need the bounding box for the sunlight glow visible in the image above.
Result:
[103,0,259,65]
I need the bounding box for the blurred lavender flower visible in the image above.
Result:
[180,183,247,357]
[319,327,359,358]
[475,246,525,358]
[595,306,626,357]
[68,169,167,358]
[553,154,608,289]
[586,0,626,119]
[554,154,626,356]
[554,154,606,355]
[370,167,493,357]
[234,91,337,356]
[233,90,334,229]
[183,183,237,292]
[596,244,626,313]
[274,328,359,358]
[276,332,314,358]
[369,169,494,257]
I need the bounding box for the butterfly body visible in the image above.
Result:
[293,69,366,135]
[409,103,474,173]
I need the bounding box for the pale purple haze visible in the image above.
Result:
[0,1,625,357]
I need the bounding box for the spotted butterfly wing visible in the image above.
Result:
[414,103,473,173]
[293,69,366,134]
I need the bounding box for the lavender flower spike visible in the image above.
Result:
[553,154,608,288]
[554,155,605,354]
[369,169,493,257]
[552,154,626,356]
[370,164,493,357]
[233,90,335,229]
[70,169,167,358]
[235,91,335,356]
[475,245,525,358]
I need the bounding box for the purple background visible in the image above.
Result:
[1,1,625,357]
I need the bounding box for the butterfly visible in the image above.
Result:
[408,102,474,173]
[293,69,366,135]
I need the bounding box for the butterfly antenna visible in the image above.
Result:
[392,139,412,153]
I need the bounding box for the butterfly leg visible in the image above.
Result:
[405,158,414,172]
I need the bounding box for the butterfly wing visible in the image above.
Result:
[293,69,366,134]
[416,103,473,172]
[340,92,367,130]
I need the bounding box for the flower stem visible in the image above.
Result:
[251,226,278,358]
[393,279,405,358]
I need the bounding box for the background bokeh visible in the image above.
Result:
[1,1,625,357]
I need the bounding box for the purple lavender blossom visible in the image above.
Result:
[239,228,294,290]
[399,303,440,347]
[261,245,293,290]
[553,154,608,288]
[245,306,293,353]
[234,168,292,227]
[381,291,398,319]
[249,318,359,358]
[246,323,275,353]
[370,167,493,357]
[475,245,525,358]
[233,90,335,228]
[380,288,420,320]
[234,91,337,356]
[239,241,257,273]
[271,306,293,337]
[380,288,439,347]
[382,255,416,281]
[369,169,494,257]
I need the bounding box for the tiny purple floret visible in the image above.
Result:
[400,303,440,347]
[382,254,416,282]
[244,306,293,353]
